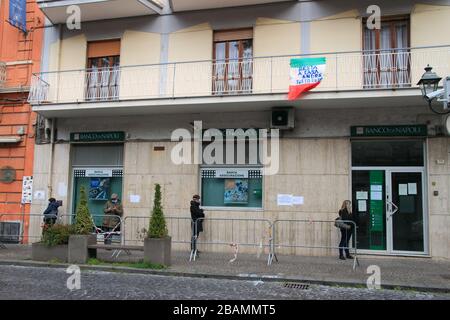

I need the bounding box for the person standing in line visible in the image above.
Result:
[337,200,356,260]
[190,195,205,254]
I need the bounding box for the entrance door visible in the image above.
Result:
[352,169,427,255]
[387,171,425,253]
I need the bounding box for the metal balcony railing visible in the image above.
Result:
[0,62,6,87]
[28,45,450,105]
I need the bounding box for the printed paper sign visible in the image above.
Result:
[358,200,367,212]
[277,194,293,206]
[356,191,368,200]
[34,190,46,201]
[371,191,383,201]
[370,185,382,192]
[130,195,141,203]
[292,196,304,205]
[399,184,408,196]
[408,183,417,195]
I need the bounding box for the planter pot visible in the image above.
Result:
[68,234,97,264]
[144,236,171,266]
[32,243,68,262]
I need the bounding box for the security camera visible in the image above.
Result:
[425,88,445,101]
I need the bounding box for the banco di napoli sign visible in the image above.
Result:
[351,125,428,137]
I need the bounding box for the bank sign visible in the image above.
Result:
[351,125,428,137]
[70,131,125,143]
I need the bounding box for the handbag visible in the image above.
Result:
[335,217,351,230]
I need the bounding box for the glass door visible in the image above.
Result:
[387,171,425,253]
[352,168,427,255]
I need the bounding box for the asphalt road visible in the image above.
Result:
[0,265,449,300]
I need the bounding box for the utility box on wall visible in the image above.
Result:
[271,107,295,130]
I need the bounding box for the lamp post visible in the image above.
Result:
[417,65,450,114]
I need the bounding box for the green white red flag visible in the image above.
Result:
[288,57,326,100]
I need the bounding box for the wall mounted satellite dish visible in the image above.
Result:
[0,166,16,184]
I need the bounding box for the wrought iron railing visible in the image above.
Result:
[28,45,450,104]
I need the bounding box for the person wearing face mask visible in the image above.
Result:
[103,193,123,244]
[190,195,205,255]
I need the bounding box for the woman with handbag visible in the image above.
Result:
[337,200,356,260]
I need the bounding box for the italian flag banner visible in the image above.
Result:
[288,57,326,100]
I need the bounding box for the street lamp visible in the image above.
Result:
[417,65,450,114]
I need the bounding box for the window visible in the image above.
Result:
[200,128,263,209]
[213,29,253,94]
[86,40,121,101]
[363,17,410,88]
[201,168,263,208]
[352,140,424,167]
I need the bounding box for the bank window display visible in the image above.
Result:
[72,169,123,226]
[201,168,263,208]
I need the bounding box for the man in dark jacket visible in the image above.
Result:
[43,198,61,226]
[190,195,205,254]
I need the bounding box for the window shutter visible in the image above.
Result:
[214,28,253,42]
[87,39,121,58]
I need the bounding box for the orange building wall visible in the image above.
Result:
[0,0,44,239]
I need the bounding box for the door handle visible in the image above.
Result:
[387,201,398,220]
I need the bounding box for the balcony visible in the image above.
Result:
[28,46,450,116]
[170,0,293,12]
[37,0,164,23]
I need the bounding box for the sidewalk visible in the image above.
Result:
[1,244,450,293]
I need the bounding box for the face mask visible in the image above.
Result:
[112,199,118,204]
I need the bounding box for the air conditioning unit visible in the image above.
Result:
[271,107,295,130]
[0,221,21,244]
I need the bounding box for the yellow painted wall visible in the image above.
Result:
[254,18,301,57]
[168,23,213,96]
[50,34,87,103]
[411,4,450,84]
[310,10,362,91]
[120,30,161,99]
[411,4,450,47]
[253,18,301,93]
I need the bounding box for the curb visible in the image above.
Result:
[1,259,449,294]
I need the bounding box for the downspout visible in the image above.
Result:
[47,118,56,198]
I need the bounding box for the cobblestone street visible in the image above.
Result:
[0,265,449,300]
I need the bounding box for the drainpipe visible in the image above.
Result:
[47,118,56,198]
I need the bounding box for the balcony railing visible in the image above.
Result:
[0,62,6,87]
[28,45,450,105]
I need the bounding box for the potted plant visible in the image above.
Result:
[32,224,76,262]
[68,186,97,264]
[144,184,171,266]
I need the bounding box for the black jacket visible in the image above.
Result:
[43,201,61,217]
[338,208,356,228]
[190,200,205,234]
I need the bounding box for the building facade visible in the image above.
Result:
[29,0,450,259]
[0,0,44,242]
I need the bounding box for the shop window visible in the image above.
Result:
[86,40,121,101]
[363,17,410,88]
[213,29,253,94]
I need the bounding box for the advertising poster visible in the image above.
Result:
[89,178,110,200]
[224,179,248,204]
